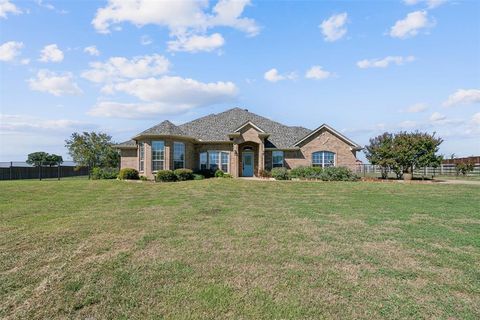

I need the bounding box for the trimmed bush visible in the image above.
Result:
[259,169,271,178]
[139,175,148,181]
[118,168,139,180]
[193,174,205,180]
[271,167,290,180]
[91,167,119,180]
[195,169,215,178]
[215,169,225,178]
[156,170,177,182]
[320,167,359,181]
[223,173,233,178]
[290,166,323,179]
[174,168,194,181]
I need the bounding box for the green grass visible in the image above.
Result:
[1,179,479,319]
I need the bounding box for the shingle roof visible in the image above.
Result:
[177,108,311,148]
[114,139,136,148]
[130,107,359,149]
[138,120,185,136]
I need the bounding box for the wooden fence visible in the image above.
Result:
[0,162,89,180]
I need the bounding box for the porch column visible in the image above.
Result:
[164,142,171,170]
[233,144,239,177]
[258,140,265,175]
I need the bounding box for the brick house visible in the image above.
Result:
[115,107,362,179]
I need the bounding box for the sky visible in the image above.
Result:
[0,0,479,162]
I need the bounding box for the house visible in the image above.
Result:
[115,107,362,179]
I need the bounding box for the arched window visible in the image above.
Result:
[312,151,335,168]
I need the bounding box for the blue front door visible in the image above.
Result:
[242,152,254,177]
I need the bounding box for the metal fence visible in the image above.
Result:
[355,163,480,178]
[0,161,89,180]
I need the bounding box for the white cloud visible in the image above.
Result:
[0,41,23,61]
[168,33,225,53]
[0,0,22,18]
[89,76,238,118]
[39,44,64,62]
[403,0,446,9]
[28,70,82,96]
[84,45,100,56]
[81,54,170,83]
[389,10,434,39]
[319,12,348,42]
[305,66,332,80]
[443,89,480,107]
[108,76,237,102]
[405,102,428,113]
[472,113,480,126]
[140,35,153,45]
[264,68,296,82]
[357,55,415,68]
[429,112,446,122]
[92,0,258,52]
[0,114,92,132]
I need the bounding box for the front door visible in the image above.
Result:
[242,151,254,177]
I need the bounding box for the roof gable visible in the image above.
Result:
[294,124,362,149]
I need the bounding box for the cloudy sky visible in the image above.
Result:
[1,0,479,162]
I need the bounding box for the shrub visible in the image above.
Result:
[455,162,474,176]
[290,166,323,179]
[91,167,119,180]
[174,168,194,181]
[215,169,225,178]
[156,170,177,182]
[196,169,215,178]
[320,167,358,181]
[259,169,271,178]
[193,174,205,180]
[223,173,233,178]
[271,167,290,180]
[118,168,139,180]
[139,175,148,181]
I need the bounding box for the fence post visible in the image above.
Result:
[39,163,42,181]
[58,164,61,180]
[10,161,12,180]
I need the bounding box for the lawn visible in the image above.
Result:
[1,179,479,319]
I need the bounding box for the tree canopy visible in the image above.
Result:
[26,152,63,167]
[365,131,443,178]
[65,132,119,169]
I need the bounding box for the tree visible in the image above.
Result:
[26,152,63,166]
[65,132,120,169]
[393,131,443,175]
[364,132,395,179]
[365,131,443,179]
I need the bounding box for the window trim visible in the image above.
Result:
[151,140,165,172]
[173,141,185,170]
[199,150,230,173]
[312,151,336,168]
[138,142,145,172]
[272,150,284,168]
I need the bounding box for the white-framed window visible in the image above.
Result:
[221,152,229,172]
[312,151,335,168]
[200,152,208,170]
[199,151,230,172]
[272,150,284,168]
[139,142,145,172]
[151,140,165,171]
[173,142,185,170]
[209,152,219,171]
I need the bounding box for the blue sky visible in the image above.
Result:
[1,0,479,162]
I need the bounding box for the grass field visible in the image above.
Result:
[1,179,479,319]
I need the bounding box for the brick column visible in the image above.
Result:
[164,141,171,170]
[258,139,265,175]
[233,144,239,177]
[144,140,152,179]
